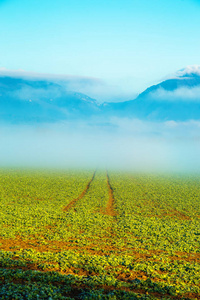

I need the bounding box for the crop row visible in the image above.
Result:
[0,169,199,299]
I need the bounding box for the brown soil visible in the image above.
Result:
[105,171,117,217]
[63,170,96,211]
[146,210,191,220]
[170,251,200,263]
[1,235,199,264]
[167,208,191,220]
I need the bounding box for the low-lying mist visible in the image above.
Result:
[0,118,200,173]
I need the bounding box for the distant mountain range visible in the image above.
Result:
[0,77,99,123]
[0,66,200,123]
[103,66,200,121]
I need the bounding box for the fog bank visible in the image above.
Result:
[0,119,199,173]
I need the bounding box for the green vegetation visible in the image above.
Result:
[0,169,199,299]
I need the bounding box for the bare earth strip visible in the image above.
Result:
[63,171,96,212]
[105,171,117,217]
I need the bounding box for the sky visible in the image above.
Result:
[0,0,200,100]
[0,0,200,171]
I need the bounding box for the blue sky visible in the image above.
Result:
[0,0,200,97]
[0,0,200,171]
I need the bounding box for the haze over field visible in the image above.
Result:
[0,0,200,171]
[0,66,200,172]
[1,125,199,172]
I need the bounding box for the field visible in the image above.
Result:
[0,169,199,299]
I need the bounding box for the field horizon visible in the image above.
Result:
[0,168,199,299]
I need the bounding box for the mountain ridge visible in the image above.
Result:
[103,66,200,121]
[0,65,200,123]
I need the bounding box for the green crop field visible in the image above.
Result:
[0,169,199,299]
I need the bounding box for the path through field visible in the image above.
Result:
[0,169,199,299]
[105,171,117,216]
[63,170,96,211]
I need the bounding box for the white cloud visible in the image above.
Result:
[149,86,200,101]
[0,118,200,172]
[109,117,200,138]
[0,67,138,103]
[0,67,99,82]
[165,65,200,80]
[176,65,200,77]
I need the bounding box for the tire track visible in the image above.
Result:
[63,171,96,212]
[105,171,117,217]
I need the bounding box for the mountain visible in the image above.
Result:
[104,66,200,121]
[1,66,200,123]
[0,76,99,123]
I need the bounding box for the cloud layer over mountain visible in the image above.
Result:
[175,65,200,78]
[0,65,200,172]
[149,86,200,101]
[0,68,137,103]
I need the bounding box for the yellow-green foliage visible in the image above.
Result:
[0,169,199,299]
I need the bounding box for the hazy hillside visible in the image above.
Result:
[0,76,99,123]
[104,66,200,121]
[1,66,200,123]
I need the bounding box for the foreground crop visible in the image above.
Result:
[0,169,199,299]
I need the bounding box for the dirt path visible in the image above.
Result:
[63,171,96,212]
[105,171,117,217]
